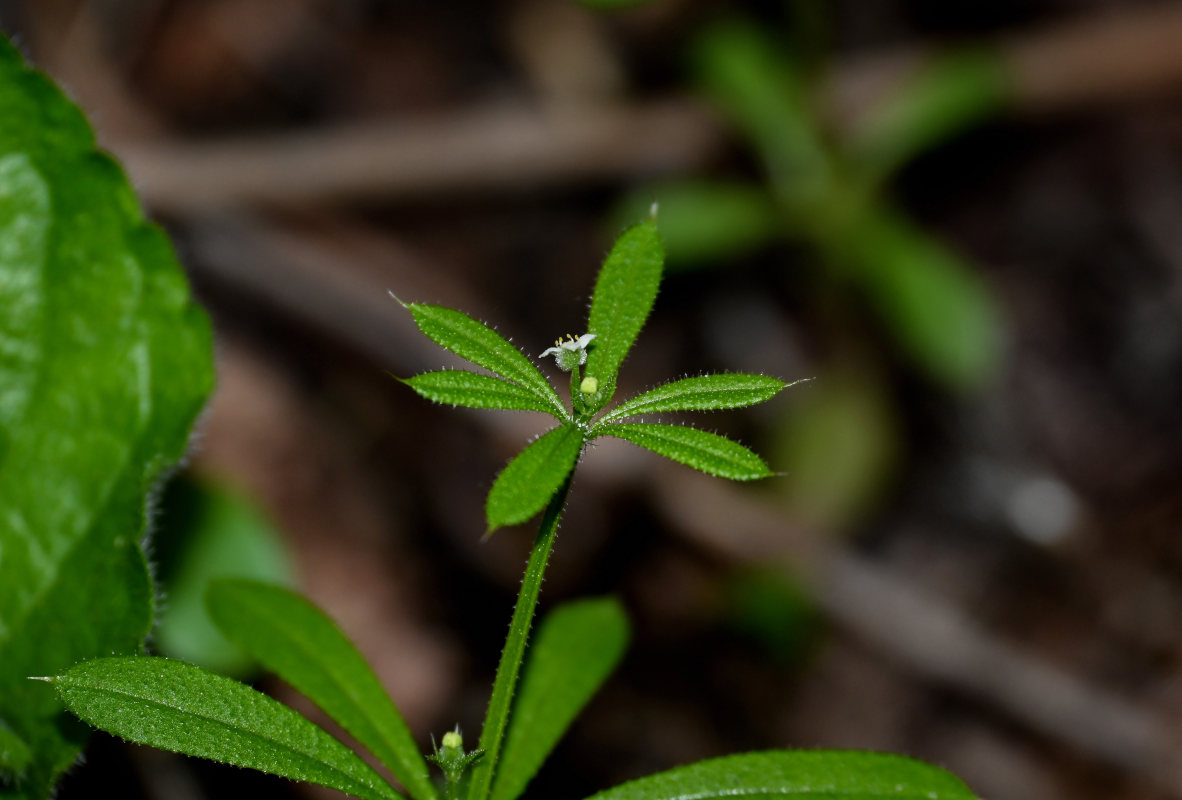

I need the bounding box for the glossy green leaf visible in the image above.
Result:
[486,425,585,530]
[583,219,664,412]
[154,479,294,677]
[0,722,31,781]
[845,49,1008,185]
[0,36,213,798]
[49,658,399,800]
[491,598,629,800]
[207,579,436,800]
[614,181,781,267]
[581,750,977,800]
[599,374,796,425]
[838,209,1001,389]
[403,370,563,418]
[599,423,770,481]
[401,302,564,417]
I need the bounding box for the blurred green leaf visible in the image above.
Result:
[0,35,212,798]
[492,598,630,800]
[838,209,1002,388]
[207,580,436,800]
[575,0,653,9]
[598,423,770,481]
[50,657,400,800]
[581,750,977,800]
[774,367,899,532]
[154,480,293,677]
[845,50,1008,185]
[724,569,822,667]
[0,723,31,783]
[614,181,780,267]
[486,425,585,530]
[584,219,664,411]
[401,301,565,417]
[403,370,564,417]
[694,21,829,204]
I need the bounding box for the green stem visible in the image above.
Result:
[569,367,583,417]
[466,469,577,800]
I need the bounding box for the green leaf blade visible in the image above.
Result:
[491,598,630,800]
[583,220,664,411]
[581,750,977,800]
[486,425,584,530]
[404,303,563,416]
[51,657,401,800]
[845,49,1008,185]
[0,35,213,797]
[206,579,437,800]
[600,374,798,424]
[403,371,563,418]
[0,721,32,781]
[836,209,1001,389]
[599,423,770,481]
[613,181,780,268]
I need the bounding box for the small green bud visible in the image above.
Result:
[580,376,599,395]
[441,730,463,750]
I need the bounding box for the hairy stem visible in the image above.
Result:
[466,469,577,800]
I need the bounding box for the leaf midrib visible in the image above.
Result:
[61,675,394,800]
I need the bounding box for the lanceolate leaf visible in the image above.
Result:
[583,220,664,411]
[599,423,770,481]
[403,371,562,417]
[491,598,630,800]
[486,425,585,530]
[599,374,797,424]
[0,722,31,780]
[581,750,977,800]
[0,36,213,798]
[206,580,437,800]
[50,657,400,800]
[402,302,564,416]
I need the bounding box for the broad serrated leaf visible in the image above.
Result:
[403,370,562,417]
[583,220,664,412]
[581,750,976,800]
[599,374,796,425]
[598,424,770,481]
[486,425,584,530]
[207,580,436,800]
[49,657,400,800]
[0,36,213,799]
[491,598,629,800]
[402,303,564,416]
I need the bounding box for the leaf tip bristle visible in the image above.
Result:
[386,289,408,308]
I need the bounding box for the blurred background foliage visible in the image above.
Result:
[6,1,1182,799]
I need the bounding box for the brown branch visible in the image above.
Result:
[114,4,1182,213]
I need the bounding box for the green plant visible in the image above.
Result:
[0,34,980,800]
[620,19,1006,390]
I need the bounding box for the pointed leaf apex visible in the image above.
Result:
[648,201,659,221]
[387,289,408,308]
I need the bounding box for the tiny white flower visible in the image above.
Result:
[540,333,596,372]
